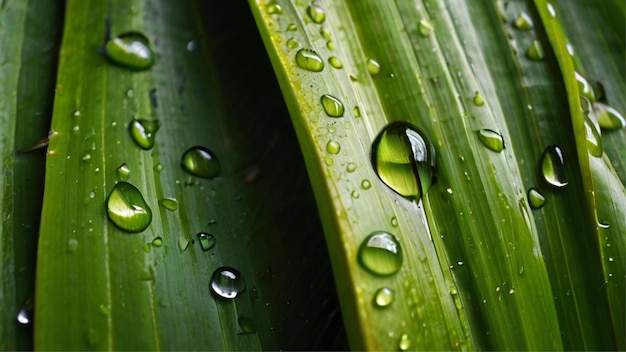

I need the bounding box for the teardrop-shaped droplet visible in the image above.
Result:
[129,119,160,150]
[306,4,326,23]
[367,59,381,75]
[371,122,436,200]
[373,287,395,308]
[210,266,246,300]
[238,315,257,334]
[181,146,221,179]
[326,140,341,154]
[540,145,568,188]
[477,129,504,152]
[106,181,152,233]
[117,163,130,179]
[527,40,544,60]
[197,232,216,251]
[547,2,556,17]
[594,102,626,130]
[418,19,434,36]
[17,295,34,325]
[328,56,343,69]
[321,94,345,117]
[514,12,533,30]
[584,115,603,157]
[358,231,403,276]
[295,48,324,72]
[527,188,546,209]
[105,32,155,71]
[575,72,595,102]
[158,197,178,211]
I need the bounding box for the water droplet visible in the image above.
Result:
[286,38,300,50]
[346,162,357,173]
[287,23,297,31]
[367,59,381,75]
[527,188,545,209]
[266,3,282,14]
[307,4,326,24]
[527,40,544,60]
[374,287,395,308]
[295,48,324,72]
[158,197,178,211]
[326,40,335,50]
[320,27,331,39]
[328,56,343,69]
[105,32,155,71]
[129,119,160,150]
[391,216,398,227]
[154,163,164,172]
[351,190,360,199]
[514,12,533,30]
[106,181,152,233]
[398,333,412,351]
[358,231,403,276]
[584,114,603,157]
[210,266,246,300]
[151,236,163,247]
[181,146,221,179]
[477,129,504,152]
[540,145,568,188]
[594,102,626,130]
[575,72,595,102]
[353,106,361,117]
[116,163,130,179]
[186,40,197,52]
[418,19,434,36]
[82,153,92,161]
[361,179,372,190]
[197,232,216,251]
[321,94,345,117]
[17,296,34,325]
[326,140,341,154]
[238,315,257,334]
[371,122,436,199]
[178,236,190,252]
[547,2,556,17]
[67,238,79,252]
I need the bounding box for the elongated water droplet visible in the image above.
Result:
[398,333,412,351]
[527,188,546,209]
[477,129,504,152]
[106,182,152,232]
[181,146,221,179]
[514,12,533,30]
[328,56,343,69]
[584,114,603,157]
[418,19,434,36]
[197,232,216,251]
[374,287,395,308]
[371,122,436,200]
[116,163,130,179]
[307,4,326,23]
[358,231,403,276]
[326,140,341,154]
[594,102,626,130]
[527,40,544,60]
[321,94,344,117]
[210,266,246,300]
[473,92,485,106]
[151,236,163,247]
[367,59,381,75]
[158,197,178,211]
[17,295,34,325]
[575,72,595,102]
[129,119,160,150]
[238,315,257,334]
[547,2,556,17]
[105,32,155,71]
[295,48,324,72]
[540,145,568,188]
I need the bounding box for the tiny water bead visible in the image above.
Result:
[373,287,395,308]
[358,231,403,276]
[584,115,603,157]
[326,140,341,154]
[371,122,436,200]
[361,179,372,190]
[158,197,178,211]
[514,12,534,30]
[367,59,381,75]
[105,32,155,71]
[594,102,626,130]
[151,236,163,247]
[197,232,216,251]
[210,266,246,300]
[575,72,595,102]
[477,129,504,152]
[473,92,485,106]
[527,188,546,209]
[306,4,326,23]
[181,146,221,179]
[106,181,152,233]
[346,162,357,173]
[129,119,160,150]
[540,145,568,188]
[321,94,345,117]
[418,18,434,36]
[527,40,544,60]
[295,48,324,72]
[328,56,343,69]
[16,296,34,325]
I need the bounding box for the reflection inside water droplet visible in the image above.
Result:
[540,145,568,188]
[105,32,155,71]
[321,94,345,117]
[181,146,221,179]
[210,266,246,299]
[197,232,216,251]
[106,182,152,233]
[358,231,403,276]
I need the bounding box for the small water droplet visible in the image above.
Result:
[178,236,190,252]
[186,40,197,52]
[210,266,246,300]
[353,106,361,117]
[117,163,130,179]
[398,333,412,351]
[371,122,436,200]
[547,2,556,17]
[391,216,398,227]
[361,179,372,190]
[238,315,257,334]
[540,145,568,188]
[197,232,216,251]
[154,163,164,172]
[326,40,335,50]
[326,140,341,154]
[106,182,152,233]
[346,162,357,173]
[321,94,345,117]
[575,72,595,102]
[514,12,533,30]
[527,40,544,60]
[67,238,79,252]
[584,114,603,157]
[351,190,360,199]
[158,197,178,211]
[286,38,300,50]
[287,23,297,31]
[328,56,343,69]
[320,27,331,39]
[477,129,504,152]
[358,231,403,276]
[367,59,381,75]
[129,119,160,150]
[373,287,395,308]
[181,146,221,179]
[473,91,485,106]
[151,236,163,247]
[307,4,326,23]
[508,287,515,294]
[105,32,155,71]
[527,188,546,209]
[295,48,324,72]
[17,296,34,325]
[82,153,92,161]
[73,110,81,117]
[266,3,282,14]
[418,19,434,36]
[594,102,626,130]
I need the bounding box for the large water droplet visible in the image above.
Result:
[181,146,221,179]
[540,145,568,188]
[594,102,626,130]
[477,129,504,152]
[295,48,324,72]
[129,119,160,150]
[371,122,436,200]
[367,59,381,75]
[105,32,155,71]
[527,188,546,209]
[326,140,341,154]
[197,232,216,251]
[306,4,326,23]
[575,72,595,102]
[210,266,246,300]
[527,40,544,60]
[358,231,403,276]
[238,315,257,334]
[321,94,345,117]
[373,287,395,308]
[106,181,152,233]
[584,114,603,157]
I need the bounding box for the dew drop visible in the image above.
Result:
[575,72,595,102]
[346,162,357,173]
[286,38,300,50]
[287,23,297,31]
[540,145,568,188]
[547,2,556,17]
[391,216,398,227]
[320,27,331,39]
[178,236,190,252]
[361,179,372,190]
[477,129,504,152]
[418,19,434,36]
[321,94,345,117]
[328,56,343,69]
[67,238,79,252]
[373,287,395,308]
[584,114,603,157]
[594,102,626,130]
[116,163,130,179]
[307,4,326,24]
[326,140,341,154]
[295,48,324,72]
[351,190,360,199]
[358,231,403,276]
[473,92,485,106]
[353,106,361,117]
[398,333,412,351]
[238,315,257,334]
[128,119,160,150]
[266,3,282,14]
[210,266,246,300]
[527,40,544,60]
[527,188,546,209]
[181,146,221,179]
[197,232,216,251]
[367,59,381,75]
[106,181,152,233]
[105,31,155,71]
[151,236,163,247]
[158,197,178,211]
[371,122,436,200]
[186,40,197,52]
[16,296,34,325]
[514,12,533,30]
